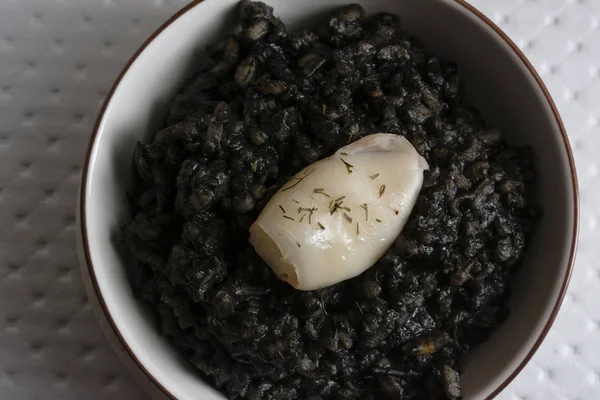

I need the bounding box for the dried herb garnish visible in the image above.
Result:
[279,205,286,214]
[343,213,353,223]
[376,218,382,223]
[356,222,360,236]
[282,168,314,191]
[318,222,326,230]
[355,302,363,314]
[346,129,356,144]
[298,207,317,224]
[360,203,369,221]
[340,158,354,174]
[313,188,331,198]
[308,208,316,224]
[379,184,386,198]
[250,160,258,173]
[299,214,306,223]
[330,202,342,215]
[370,173,380,180]
[320,294,328,315]
[283,215,294,221]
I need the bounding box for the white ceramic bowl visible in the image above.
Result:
[77,0,579,399]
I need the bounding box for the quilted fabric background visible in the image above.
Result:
[0,0,597,399]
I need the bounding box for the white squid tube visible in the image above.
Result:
[249,134,429,290]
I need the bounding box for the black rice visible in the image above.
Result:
[124,2,538,399]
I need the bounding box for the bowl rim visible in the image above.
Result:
[78,1,579,399]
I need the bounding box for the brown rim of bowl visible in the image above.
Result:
[79,1,579,399]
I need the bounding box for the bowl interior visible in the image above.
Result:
[81,0,576,399]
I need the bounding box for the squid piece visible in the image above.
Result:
[249,134,429,290]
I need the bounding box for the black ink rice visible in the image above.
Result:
[124,2,538,399]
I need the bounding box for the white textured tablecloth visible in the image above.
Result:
[0,1,598,399]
